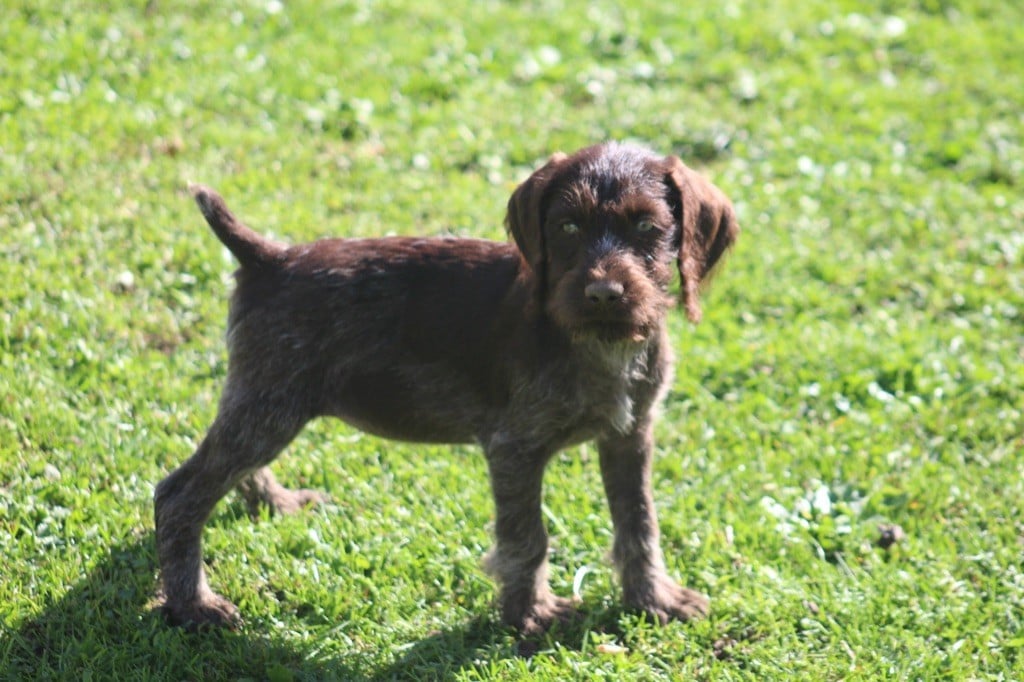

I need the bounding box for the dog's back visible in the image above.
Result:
[191,189,529,441]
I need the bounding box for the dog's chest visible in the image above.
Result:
[504,342,654,448]
[570,344,651,436]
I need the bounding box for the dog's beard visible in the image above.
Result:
[558,308,665,345]
[550,303,669,345]
[574,320,651,344]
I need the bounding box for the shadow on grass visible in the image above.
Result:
[371,606,630,680]
[1,530,367,680]
[1,529,623,680]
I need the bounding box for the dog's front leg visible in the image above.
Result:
[483,442,578,635]
[598,423,709,623]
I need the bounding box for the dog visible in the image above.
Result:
[154,142,738,635]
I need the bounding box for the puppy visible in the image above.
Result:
[154,142,738,635]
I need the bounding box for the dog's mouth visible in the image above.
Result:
[577,295,670,343]
[575,316,652,343]
[551,301,666,344]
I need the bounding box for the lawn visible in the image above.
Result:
[1,0,1022,679]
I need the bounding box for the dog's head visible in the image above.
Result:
[506,142,738,342]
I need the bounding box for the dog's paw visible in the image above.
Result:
[625,573,709,624]
[161,593,243,631]
[244,486,330,519]
[507,593,581,636]
[265,487,330,516]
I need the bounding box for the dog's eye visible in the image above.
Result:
[636,219,657,233]
[561,222,580,235]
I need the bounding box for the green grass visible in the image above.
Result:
[2,0,1022,679]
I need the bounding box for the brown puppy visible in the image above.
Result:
[155,142,738,635]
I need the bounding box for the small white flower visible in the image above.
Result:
[867,381,896,403]
[882,16,907,38]
[798,378,823,395]
[632,61,656,80]
[795,497,813,517]
[811,486,832,516]
[797,156,817,176]
[735,71,758,100]
[515,56,541,80]
[536,45,561,66]
[305,107,325,126]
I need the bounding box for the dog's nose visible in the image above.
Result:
[585,280,624,304]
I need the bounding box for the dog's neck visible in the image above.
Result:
[573,335,653,377]
[570,333,662,435]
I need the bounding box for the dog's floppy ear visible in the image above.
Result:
[664,157,739,323]
[505,152,569,279]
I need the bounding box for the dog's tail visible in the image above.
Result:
[189,184,286,268]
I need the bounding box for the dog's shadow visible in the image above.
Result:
[372,609,620,678]
[2,530,618,680]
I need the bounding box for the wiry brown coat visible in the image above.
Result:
[154,142,738,635]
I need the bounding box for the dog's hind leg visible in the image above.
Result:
[154,396,307,629]
[235,466,328,518]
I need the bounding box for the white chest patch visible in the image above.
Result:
[577,339,649,435]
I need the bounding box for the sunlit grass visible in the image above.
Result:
[1,1,1022,679]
